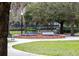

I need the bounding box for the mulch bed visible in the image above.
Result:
[15,34,65,39]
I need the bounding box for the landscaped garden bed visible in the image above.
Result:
[15,34,65,39]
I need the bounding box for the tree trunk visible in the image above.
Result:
[70,19,75,36]
[21,15,23,35]
[0,2,10,56]
[60,21,64,34]
[69,14,75,36]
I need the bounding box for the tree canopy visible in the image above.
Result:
[24,2,79,34]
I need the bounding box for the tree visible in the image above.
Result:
[66,2,79,36]
[24,3,56,32]
[24,2,79,35]
[0,2,11,56]
[24,3,68,33]
[47,2,79,35]
[52,3,67,34]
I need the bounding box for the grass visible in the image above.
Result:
[10,31,21,36]
[13,40,79,56]
[10,31,25,36]
[9,31,33,36]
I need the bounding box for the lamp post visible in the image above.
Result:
[21,12,23,35]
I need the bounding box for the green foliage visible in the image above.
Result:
[24,2,79,24]
[10,31,21,36]
[24,2,79,34]
[63,27,79,33]
[25,27,37,32]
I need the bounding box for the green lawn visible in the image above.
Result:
[10,31,21,36]
[9,31,26,36]
[13,40,79,56]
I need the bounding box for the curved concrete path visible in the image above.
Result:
[8,37,79,56]
[8,39,42,56]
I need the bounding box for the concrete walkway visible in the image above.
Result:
[8,37,79,56]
